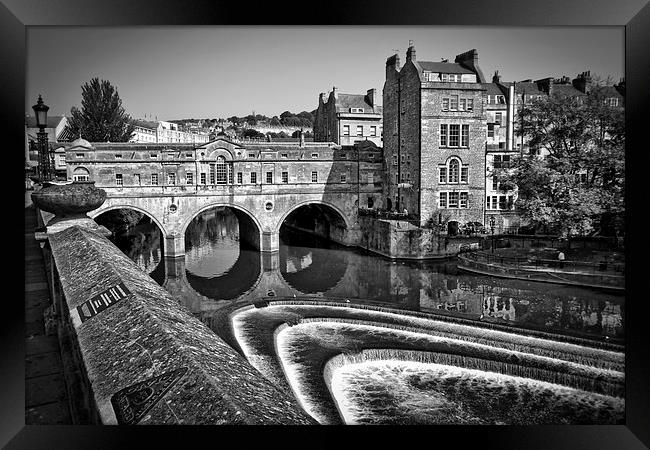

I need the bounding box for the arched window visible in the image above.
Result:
[439,157,468,184]
[72,167,90,182]
[216,155,227,184]
[449,158,459,183]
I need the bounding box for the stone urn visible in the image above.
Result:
[31,181,109,235]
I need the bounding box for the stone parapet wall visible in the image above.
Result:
[358,216,481,259]
[46,224,314,425]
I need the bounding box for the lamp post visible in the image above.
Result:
[489,216,496,253]
[32,95,52,183]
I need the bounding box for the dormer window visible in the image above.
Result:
[248,153,255,158]
[441,73,462,83]
[350,108,364,113]
[115,154,122,159]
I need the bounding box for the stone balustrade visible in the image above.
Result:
[43,220,314,425]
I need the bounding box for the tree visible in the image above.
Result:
[64,78,135,142]
[500,83,624,237]
[242,128,265,139]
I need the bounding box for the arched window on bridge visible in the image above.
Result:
[72,167,90,182]
[216,156,228,184]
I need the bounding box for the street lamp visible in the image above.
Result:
[32,95,52,182]
[489,216,496,253]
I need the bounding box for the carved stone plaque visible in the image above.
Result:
[77,282,131,323]
[111,366,189,425]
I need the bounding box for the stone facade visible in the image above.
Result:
[383,46,487,229]
[313,87,383,147]
[64,137,383,256]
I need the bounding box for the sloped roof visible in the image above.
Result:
[132,119,159,129]
[483,83,507,96]
[551,84,585,97]
[515,82,545,96]
[25,115,66,129]
[335,94,382,114]
[418,61,474,74]
[597,85,624,99]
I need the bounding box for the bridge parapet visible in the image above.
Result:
[44,223,314,424]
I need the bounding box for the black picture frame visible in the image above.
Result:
[4,0,648,447]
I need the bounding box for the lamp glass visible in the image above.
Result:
[32,96,49,128]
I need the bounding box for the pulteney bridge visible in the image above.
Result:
[64,137,384,256]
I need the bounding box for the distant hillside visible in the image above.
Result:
[171,109,317,129]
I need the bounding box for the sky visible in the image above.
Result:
[26,26,624,120]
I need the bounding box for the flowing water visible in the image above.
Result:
[105,207,626,425]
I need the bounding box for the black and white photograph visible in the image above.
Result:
[5,0,650,447]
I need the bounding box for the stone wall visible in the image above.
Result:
[358,216,482,259]
[45,223,314,425]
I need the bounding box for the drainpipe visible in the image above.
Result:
[506,83,515,151]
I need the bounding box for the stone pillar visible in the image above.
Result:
[261,251,280,272]
[260,230,279,253]
[164,231,186,258]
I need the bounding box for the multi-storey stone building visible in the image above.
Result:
[130,119,210,144]
[313,87,383,147]
[383,46,487,232]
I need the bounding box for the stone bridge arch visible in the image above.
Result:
[180,202,265,253]
[277,199,353,247]
[90,202,168,235]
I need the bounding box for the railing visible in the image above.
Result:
[462,251,625,275]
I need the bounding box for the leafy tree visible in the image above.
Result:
[242,128,265,139]
[64,78,135,142]
[270,116,281,126]
[500,83,624,237]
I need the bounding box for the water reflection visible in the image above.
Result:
[98,214,165,285]
[171,211,626,341]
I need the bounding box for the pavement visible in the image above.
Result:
[24,194,72,424]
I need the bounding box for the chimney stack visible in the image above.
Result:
[332,86,339,99]
[492,70,501,84]
[366,88,379,107]
[406,45,416,62]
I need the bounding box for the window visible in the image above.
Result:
[493,154,502,169]
[507,195,514,209]
[370,126,377,136]
[449,159,459,183]
[608,98,619,107]
[369,154,375,159]
[282,171,288,183]
[343,125,350,136]
[237,172,243,184]
[449,192,459,208]
[449,125,460,147]
[499,195,507,210]
[151,173,158,185]
[367,197,374,208]
[266,171,273,183]
[209,164,215,184]
[439,167,447,183]
[460,98,474,111]
[367,173,374,184]
[341,153,347,159]
[75,153,84,158]
[440,125,448,147]
[461,125,469,147]
[186,172,193,185]
[340,173,347,183]
[311,171,318,182]
[442,98,450,111]
[502,155,511,168]
[281,153,288,159]
[488,123,495,138]
[392,154,398,166]
[492,176,498,191]
[115,154,122,159]
[460,167,468,183]
[460,192,468,208]
[441,73,461,82]
[496,95,506,104]
[72,167,90,181]
[350,107,364,113]
[449,95,459,111]
[357,125,363,136]
[185,152,193,157]
[150,153,157,158]
[167,173,176,185]
[248,153,255,158]
[200,173,206,185]
[310,153,318,159]
[406,172,411,181]
[216,156,227,184]
[486,197,491,209]
[495,112,503,125]
[251,172,257,184]
[439,192,447,208]
[115,173,123,186]
[135,174,141,185]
